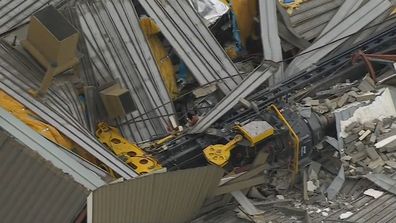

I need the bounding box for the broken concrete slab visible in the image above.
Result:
[326,166,345,200]
[363,188,384,199]
[339,211,353,219]
[366,147,380,160]
[351,151,368,163]
[368,158,385,170]
[337,93,349,108]
[358,75,375,92]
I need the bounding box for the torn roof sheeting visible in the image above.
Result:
[0,0,67,35]
[0,41,138,179]
[139,0,242,94]
[285,0,392,76]
[76,0,176,142]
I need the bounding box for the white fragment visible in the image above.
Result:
[375,135,396,149]
[276,195,285,200]
[340,211,353,219]
[359,130,371,141]
[364,188,384,199]
[323,208,331,212]
[307,180,318,192]
[322,212,329,217]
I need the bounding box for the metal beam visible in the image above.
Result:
[139,0,241,94]
[260,0,284,84]
[285,0,392,77]
[190,64,278,134]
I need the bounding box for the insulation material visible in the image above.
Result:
[140,17,178,99]
[189,0,229,25]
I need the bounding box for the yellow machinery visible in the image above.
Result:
[203,120,275,167]
[140,17,178,99]
[203,134,243,167]
[96,122,162,175]
[203,105,301,182]
[0,90,73,149]
[270,105,300,181]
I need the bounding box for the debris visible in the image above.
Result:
[339,211,354,219]
[231,190,265,215]
[276,195,285,200]
[363,188,384,199]
[358,75,376,92]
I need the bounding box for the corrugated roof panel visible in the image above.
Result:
[0,130,88,223]
[0,0,68,35]
[139,0,242,94]
[76,0,176,142]
[88,165,224,223]
[0,40,138,179]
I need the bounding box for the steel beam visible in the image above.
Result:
[189,64,278,134]
[260,0,284,84]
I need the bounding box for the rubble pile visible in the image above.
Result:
[343,117,396,175]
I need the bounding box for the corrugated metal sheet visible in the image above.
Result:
[0,40,139,179]
[88,165,224,223]
[285,0,392,76]
[139,0,242,94]
[0,0,68,35]
[286,0,344,41]
[76,0,176,142]
[0,129,89,223]
[0,106,107,190]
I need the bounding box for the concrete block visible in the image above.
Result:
[358,75,375,92]
[355,93,376,102]
[345,122,360,133]
[368,158,385,170]
[343,134,358,144]
[385,160,396,169]
[363,122,376,131]
[369,134,377,144]
[312,105,329,114]
[366,147,380,160]
[337,93,349,108]
[380,153,389,161]
[354,141,365,151]
[351,151,368,163]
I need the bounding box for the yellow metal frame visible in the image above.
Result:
[96,122,162,175]
[270,105,300,181]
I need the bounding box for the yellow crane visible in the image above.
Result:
[96,122,162,175]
